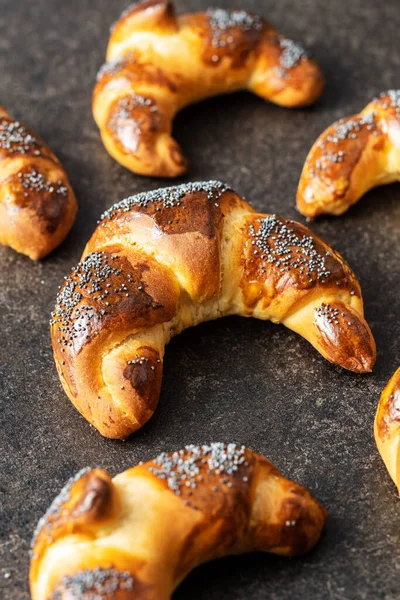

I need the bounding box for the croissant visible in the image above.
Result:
[375,367,400,493]
[0,106,77,260]
[93,0,324,177]
[29,443,327,599]
[297,90,400,217]
[50,181,376,439]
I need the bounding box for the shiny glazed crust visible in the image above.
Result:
[93,0,324,177]
[375,367,400,492]
[29,444,327,600]
[297,90,400,217]
[0,106,77,260]
[50,181,376,439]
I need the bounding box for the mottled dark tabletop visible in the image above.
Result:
[1,0,400,598]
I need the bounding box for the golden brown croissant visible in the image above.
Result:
[93,0,324,177]
[0,106,77,260]
[297,90,400,218]
[30,443,327,600]
[50,181,376,439]
[375,367,400,493]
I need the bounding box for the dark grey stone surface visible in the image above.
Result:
[1,0,400,598]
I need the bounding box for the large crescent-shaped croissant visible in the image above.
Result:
[375,367,400,493]
[0,106,77,259]
[30,443,327,600]
[51,181,376,439]
[93,0,324,177]
[297,90,400,217]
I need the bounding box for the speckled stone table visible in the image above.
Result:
[1,0,400,598]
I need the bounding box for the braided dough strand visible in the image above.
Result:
[30,444,327,600]
[93,0,324,177]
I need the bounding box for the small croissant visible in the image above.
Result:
[297,90,400,218]
[50,181,376,439]
[93,0,324,177]
[375,367,400,493]
[30,443,327,600]
[0,106,77,260]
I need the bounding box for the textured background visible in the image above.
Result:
[1,0,400,598]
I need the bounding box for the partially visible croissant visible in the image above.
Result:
[51,181,376,439]
[93,0,324,177]
[375,367,400,493]
[297,90,400,218]
[30,443,327,600]
[0,106,77,260]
